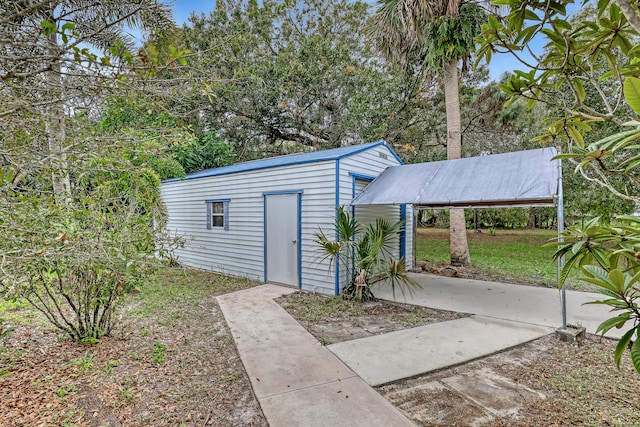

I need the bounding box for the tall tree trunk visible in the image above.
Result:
[46,17,71,205]
[443,57,470,266]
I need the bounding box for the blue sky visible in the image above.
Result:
[171,0,213,25]
[168,0,580,82]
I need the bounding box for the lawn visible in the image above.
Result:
[415,227,587,289]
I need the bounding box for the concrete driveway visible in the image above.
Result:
[370,273,620,338]
[217,275,621,425]
[326,273,620,386]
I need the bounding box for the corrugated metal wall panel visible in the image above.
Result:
[405,205,414,267]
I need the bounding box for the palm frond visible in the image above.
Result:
[336,206,361,242]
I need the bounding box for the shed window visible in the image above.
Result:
[206,200,229,231]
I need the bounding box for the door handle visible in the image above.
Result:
[292,240,297,244]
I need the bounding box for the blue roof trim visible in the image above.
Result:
[383,142,404,165]
[161,141,401,183]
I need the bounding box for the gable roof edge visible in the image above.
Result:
[162,140,401,183]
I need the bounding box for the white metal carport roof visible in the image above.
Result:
[351,148,559,208]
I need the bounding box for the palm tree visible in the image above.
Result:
[370,0,487,266]
[315,207,417,301]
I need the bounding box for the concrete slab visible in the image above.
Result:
[441,367,544,417]
[372,273,622,338]
[217,285,354,398]
[217,284,415,426]
[261,376,414,427]
[327,316,553,386]
[385,381,490,426]
[385,368,546,427]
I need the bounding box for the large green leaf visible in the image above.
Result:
[583,264,612,283]
[615,327,635,369]
[608,269,627,293]
[630,332,640,373]
[623,77,640,116]
[596,312,631,335]
[585,298,631,310]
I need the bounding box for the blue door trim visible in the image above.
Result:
[350,174,376,279]
[263,190,304,196]
[400,204,407,260]
[350,174,375,197]
[263,195,267,283]
[297,193,302,289]
[335,160,340,296]
[348,172,376,184]
[350,173,375,213]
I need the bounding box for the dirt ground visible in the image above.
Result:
[0,269,266,427]
[276,291,468,344]
[415,259,535,287]
[378,334,640,426]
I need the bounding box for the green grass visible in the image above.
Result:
[416,228,587,289]
[0,299,29,313]
[1,266,257,336]
[0,299,35,326]
[128,267,256,319]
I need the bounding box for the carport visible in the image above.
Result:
[350,147,570,329]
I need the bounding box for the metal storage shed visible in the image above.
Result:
[161,141,413,296]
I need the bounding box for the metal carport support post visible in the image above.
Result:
[557,158,567,330]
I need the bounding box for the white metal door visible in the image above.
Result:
[265,193,299,286]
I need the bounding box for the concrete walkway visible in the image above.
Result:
[371,273,620,338]
[328,316,552,386]
[217,285,415,427]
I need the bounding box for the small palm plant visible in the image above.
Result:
[315,206,418,301]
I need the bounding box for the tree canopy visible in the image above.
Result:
[176,0,438,159]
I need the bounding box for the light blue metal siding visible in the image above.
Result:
[162,161,337,294]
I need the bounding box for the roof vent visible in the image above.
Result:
[379,152,388,160]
